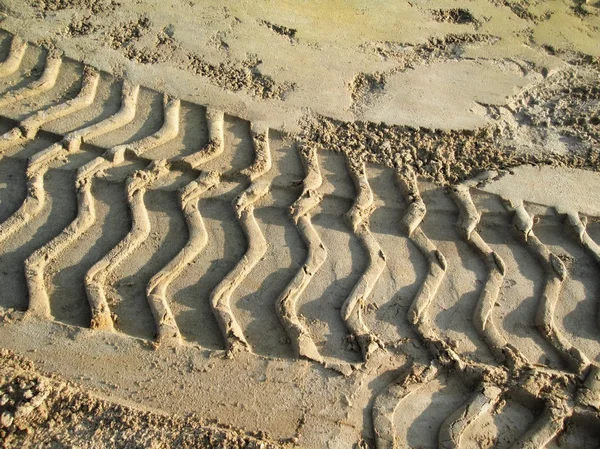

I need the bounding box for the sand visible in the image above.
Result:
[0,1,599,448]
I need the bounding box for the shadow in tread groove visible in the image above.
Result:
[478,212,565,369]
[300,151,364,364]
[111,189,188,341]
[48,178,129,328]
[235,206,302,359]
[0,168,77,310]
[172,197,246,349]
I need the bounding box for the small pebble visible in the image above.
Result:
[1,411,13,428]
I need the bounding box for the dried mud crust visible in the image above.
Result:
[300,115,600,186]
[0,350,283,449]
[323,48,600,186]
[0,31,599,449]
[512,61,600,148]
[430,8,477,24]
[25,0,120,15]
[187,54,296,101]
[106,18,296,100]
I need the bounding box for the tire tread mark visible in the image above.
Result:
[371,168,450,449]
[26,95,177,320]
[452,182,528,369]
[0,81,139,254]
[82,96,180,330]
[0,53,61,108]
[276,142,326,363]
[507,200,590,374]
[397,168,447,346]
[342,159,386,361]
[0,68,100,154]
[145,109,225,346]
[210,124,271,354]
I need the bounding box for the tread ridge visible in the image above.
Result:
[564,211,600,330]
[372,362,439,449]
[396,168,447,346]
[342,159,387,361]
[276,142,327,363]
[0,81,140,249]
[506,200,590,374]
[0,53,61,108]
[210,124,271,354]
[0,68,100,154]
[452,183,527,369]
[145,109,225,346]
[438,382,502,449]
[565,212,600,265]
[82,96,180,330]
[0,35,26,78]
[388,169,507,449]
[25,95,178,321]
[509,401,571,449]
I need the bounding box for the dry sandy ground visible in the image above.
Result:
[0,1,599,448]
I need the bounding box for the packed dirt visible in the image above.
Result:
[0,1,599,448]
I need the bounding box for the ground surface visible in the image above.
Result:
[0,1,599,448]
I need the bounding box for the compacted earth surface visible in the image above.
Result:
[0,1,599,448]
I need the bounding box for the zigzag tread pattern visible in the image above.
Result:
[0,32,599,448]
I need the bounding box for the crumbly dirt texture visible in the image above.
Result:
[0,349,284,449]
[0,1,600,449]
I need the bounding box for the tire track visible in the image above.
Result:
[342,159,386,361]
[508,401,572,449]
[506,199,590,374]
[392,170,493,449]
[0,30,598,448]
[26,95,177,321]
[0,80,139,253]
[0,52,61,108]
[397,168,447,345]
[372,167,451,449]
[83,96,180,331]
[372,362,439,449]
[375,169,570,449]
[438,382,502,449]
[210,124,271,354]
[452,179,528,369]
[0,35,26,78]
[564,211,600,331]
[276,141,326,363]
[145,109,224,346]
[0,68,100,155]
